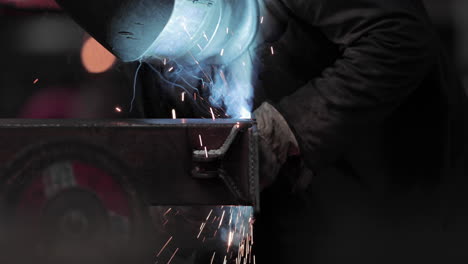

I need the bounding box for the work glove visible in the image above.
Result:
[254,102,304,190]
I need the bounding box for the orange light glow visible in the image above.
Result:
[81,37,116,74]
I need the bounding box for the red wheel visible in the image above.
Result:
[1,141,149,264]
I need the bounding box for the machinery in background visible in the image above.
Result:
[0,119,258,264]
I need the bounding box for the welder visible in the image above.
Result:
[55,0,466,263]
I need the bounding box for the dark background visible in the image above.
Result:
[0,0,466,119]
[0,1,467,263]
[0,0,134,119]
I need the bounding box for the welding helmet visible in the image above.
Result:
[56,0,259,64]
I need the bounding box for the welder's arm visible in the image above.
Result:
[277,0,437,171]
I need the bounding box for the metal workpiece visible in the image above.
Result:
[0,119,259,207]
[0,119,258,264]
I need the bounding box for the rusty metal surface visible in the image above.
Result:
[0,119,259,207]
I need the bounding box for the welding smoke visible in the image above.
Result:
[55,0,260,118]
[140,0,258,65]
[150,206,254,264]
[145,52,256,119]
[140,0,259,119]
[218,206,254,246]
[209,53,255,119]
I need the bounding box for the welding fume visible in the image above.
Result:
[54,0,466,263]
[57,0,262,119]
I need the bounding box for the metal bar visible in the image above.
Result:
[0,119,258,207]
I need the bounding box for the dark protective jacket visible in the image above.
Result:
[252,0,467,263]
[132,0,467,262]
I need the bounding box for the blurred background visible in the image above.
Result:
[0,0,135,119]
[0,0,466,119]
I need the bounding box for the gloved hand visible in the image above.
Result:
[254,102,303,190]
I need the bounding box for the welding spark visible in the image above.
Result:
[163,208,172,216]
[181,92,185,102]
[270,46,275,55]
[260,16,264,24]
[219,210,225,229]
[223,255,227,264]
[210,252,216,264]
[220,49,225,56]
[145,63,201,102]
[206,209,213,221]
[187,51,213,83]
[204,146,209,158]
[172,109,177,119]
[148,58,249,120]
[210,107,216,120]
[187,50,202,67]
[180,75,203,93]
[163,58,167,65]
[33,78,39,84]
[227,231,234,252]
[197,222,206,239]
[219,70,228,86]
[209,52,254,119]
[115,106,122,113]
[166,248,179,264]
[168,67,174,72]
[199,135,204,147]
[203,32,209,41]
[157,236,173,257]
[226,27,229,34]
[181,22,194,40]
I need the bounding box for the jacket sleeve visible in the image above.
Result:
[276,0,439,170]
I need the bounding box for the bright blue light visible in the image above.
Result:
[141,0,259,119]
[142,0,258,65]
[141,0,216,60]
[210,52,255,119]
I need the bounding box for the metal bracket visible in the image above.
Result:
[191,125,245,202]
[192,125,240,162]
